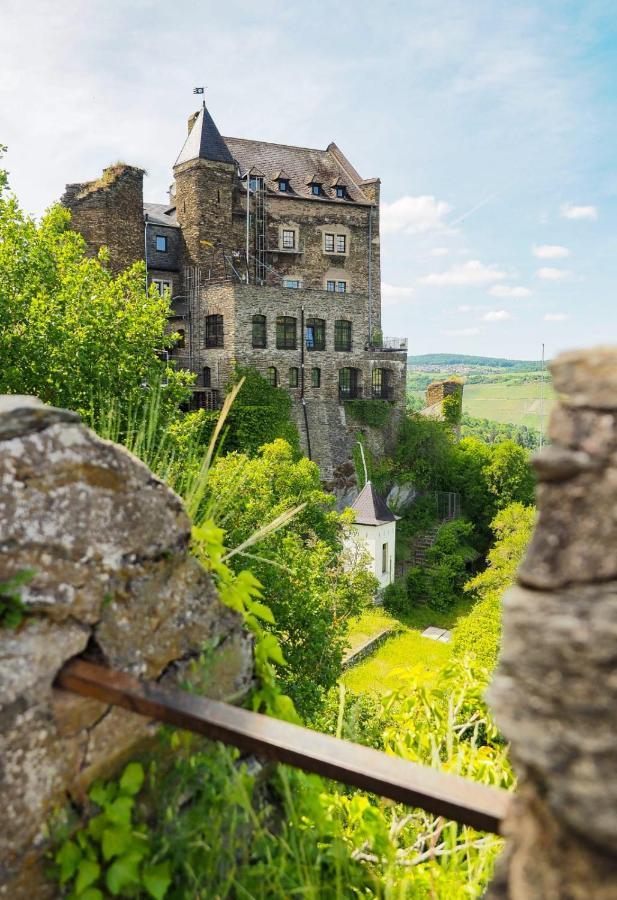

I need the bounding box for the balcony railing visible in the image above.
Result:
[192,388,221,411]
[369,337,408,352]
[371,385,395,401]
[56,659,510,834]
[339,386,363,402]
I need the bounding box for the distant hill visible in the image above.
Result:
[407,353,545,371]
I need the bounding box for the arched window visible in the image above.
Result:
[176,328,186,350]
[276,316,297,349]
[339,367,360,400]
[289,367,299,388]
[252,314,267,348]
[202,366,211,388]
[267,366,278,387]
[311,367,321,388]
[334,319,352,352]
[306,318,325,351]
[205,314,224,348]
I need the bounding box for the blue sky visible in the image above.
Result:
[2,0,616,359]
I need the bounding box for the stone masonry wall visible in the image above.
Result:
[185,282,406,479]
[487,347,617,899]
[0,396,253,898]
[62,164,145,274]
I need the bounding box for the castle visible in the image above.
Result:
[62,101,408,482]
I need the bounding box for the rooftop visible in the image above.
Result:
[351,481,398,526]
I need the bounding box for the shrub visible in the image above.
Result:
[453,503,535,669]
[345,399,391,428]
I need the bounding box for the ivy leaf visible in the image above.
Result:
[74,858,100,895]
[55,839,81,883]
[105,853,141,896]
[142,861,172,899]
[119,762,144,796]
[105,796,134,825]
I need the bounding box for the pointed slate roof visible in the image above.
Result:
[351,481,397,526]
[174,105,235,167]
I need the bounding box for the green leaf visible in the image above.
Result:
[260,633,287,667]
[245,598,275,624]
[101,826,131,861]
[87,813,107,841]
[119,762,144,796]
[55,839,81,883]
[74,858,100,895]
[89,779,113,807]
[142,861,172,900]
[105,853,141,896]
[105,796,134,826]
[78,891,104,900]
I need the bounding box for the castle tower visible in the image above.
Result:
[173,103,238,278]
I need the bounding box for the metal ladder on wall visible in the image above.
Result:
[254,180,267,285]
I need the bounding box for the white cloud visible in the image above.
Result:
[420,260,506,287]
[483,310,513,321]
[381,195,452,235]
[533,244,570,259]
[442,327,481,337]
[536,267,572,281]
[431,247,449,256]
[457,304,473,313]
[381,283,415,306]
[489,284,532,298]
[543,312,569,321]
[561,204,598,221]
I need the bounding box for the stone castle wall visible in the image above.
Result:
[487,346,617,898]
[0,396,253,898]
[62,164,145,274]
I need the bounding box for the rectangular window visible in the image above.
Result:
[324,233,335,253]
[336,281,347,293]
[152,279,172,296]
[336,234,346,253]
[276,316,297,349]
[283,279,301,289]
[205,314,224,348]
[155,235,168,252]
[382,542,388,574]
[334,320,352,352]
[249,176,264,190]
[326,280,336,292]
[336,186,346,198]
[311,367,321,388]
[282,229,295,250]
[289,367,299,388]
[306,318,325,351]
[279,180,288,192]
[312,183,321,196]
[252,315,267,348]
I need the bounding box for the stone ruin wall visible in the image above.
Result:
[487,346,617,898]
[425,378,462,409]
[62,164,145,274]
[0,396,253,898]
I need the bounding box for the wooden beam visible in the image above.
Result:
[55,659,511,834]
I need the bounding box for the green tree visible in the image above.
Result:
[484,439,536,508]
[206,439,376,718]
[453,502,535,669]
[405,519,477,610]
[0,156,187,415]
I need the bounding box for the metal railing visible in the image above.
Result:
[339,386,363,402]
[370,337,408,352]
[371,385,395,401]
[56,660,510,834]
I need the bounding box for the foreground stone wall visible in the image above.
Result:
[487,347,617,898]
[0,397,253,897]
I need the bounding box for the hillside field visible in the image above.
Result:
[463,378,555,428]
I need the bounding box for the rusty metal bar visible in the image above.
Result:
[55,659,511,834]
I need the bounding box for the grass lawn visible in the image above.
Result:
[343,596,474,695]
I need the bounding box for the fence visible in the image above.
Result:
[56,659,510,835]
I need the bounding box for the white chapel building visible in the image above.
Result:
[348,481,398,590]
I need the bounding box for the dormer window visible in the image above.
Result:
[278,179,289,192]
[335,185,347,199]
[311,183,321,196]
[249,175,264,191]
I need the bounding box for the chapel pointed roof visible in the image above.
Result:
[351,481,397,526]
[174,104,235,167]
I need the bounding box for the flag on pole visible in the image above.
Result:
[193,87,205,94]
